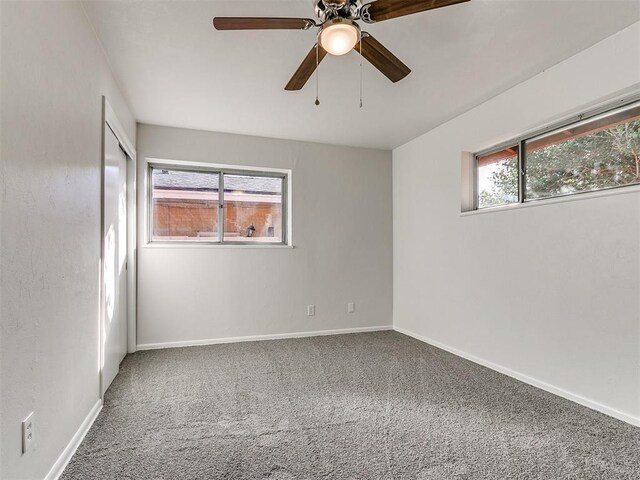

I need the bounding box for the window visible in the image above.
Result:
[150,165,288,244]
[473,99,640,209]
[222,174,283,243]
[476,145,519,209]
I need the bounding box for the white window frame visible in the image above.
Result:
[145,158,292,247]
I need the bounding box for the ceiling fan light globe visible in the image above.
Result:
[319,22,359,56]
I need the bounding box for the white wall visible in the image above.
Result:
[0,2,136,478]
[393,22,640,425]
[136,124,393,347]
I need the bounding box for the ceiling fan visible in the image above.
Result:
[213,0,470,91]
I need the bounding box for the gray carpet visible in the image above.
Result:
[61,331,639,479]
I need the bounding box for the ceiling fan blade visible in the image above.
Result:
[355,34,411,83]
[360,0,470,23]
[213,17,316,30]
[285,44,328,91]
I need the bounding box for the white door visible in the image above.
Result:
[103,125,128,394]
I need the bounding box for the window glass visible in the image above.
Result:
[525,104,640,200]
[477,146,519,209]
[223,174,283,243]
[151,168,219,241]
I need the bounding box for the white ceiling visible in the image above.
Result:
[83,0,640,149]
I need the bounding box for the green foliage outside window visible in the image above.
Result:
[480,119,640,206]
[526,120,640,199]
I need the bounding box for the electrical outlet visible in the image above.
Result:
[307,304,315,316]
[347,302,355,313]
[22,412,35,454]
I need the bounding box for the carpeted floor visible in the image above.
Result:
[61,331,639,479]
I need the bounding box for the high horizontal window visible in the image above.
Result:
[149,165,287,244]
[474,99,640,209]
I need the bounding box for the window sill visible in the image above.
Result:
[461,183,640,217]
[144,242,294,249]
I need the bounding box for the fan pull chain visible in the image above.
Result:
[359,35,363,108]
[315,42,320,106]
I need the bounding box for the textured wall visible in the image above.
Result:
[0,2,135,478]
[136,124,393,346]
[393,22,640,423]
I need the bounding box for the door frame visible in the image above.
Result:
[100,96,137,399]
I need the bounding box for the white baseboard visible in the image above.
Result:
[393,326,640,428]
[44,399,103,480]
[137,325,393,351]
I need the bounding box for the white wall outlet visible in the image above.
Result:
[347,302,355,313]
[22,412,35,454]
[307,304,315,316]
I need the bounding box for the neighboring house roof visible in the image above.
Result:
[153,169,282,194]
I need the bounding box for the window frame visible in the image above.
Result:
[474,144,521,209]
[472,95,640,211]
[147,162,289,246]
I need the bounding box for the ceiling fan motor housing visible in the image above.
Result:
[314,0,361,22]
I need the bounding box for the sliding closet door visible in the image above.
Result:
[102,125,128,394]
